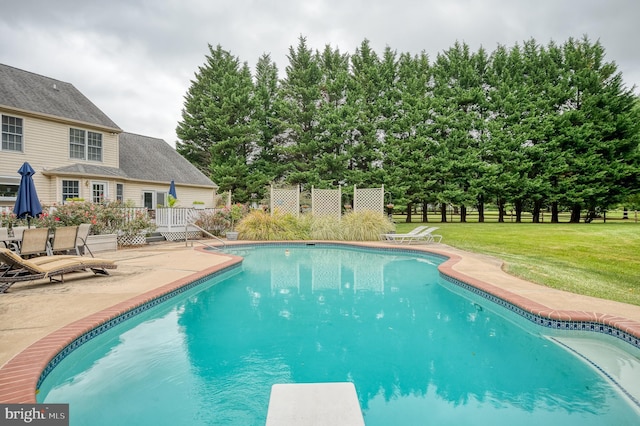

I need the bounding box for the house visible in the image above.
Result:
[0,63,218,211]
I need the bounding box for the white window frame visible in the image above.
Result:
[92,181,108,203]
[116,183,124,202]
[142,190,168,209]
[69,128,103,161]
[0,176,20,201]
[143,191,155,210]
[1,114,24,152]
[62,179,80,203]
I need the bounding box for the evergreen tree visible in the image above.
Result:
[276,36,324,188]
[252,53,282,199]
[384,51,434,222]
[176,44,258,202]
[315,44,351,187]
[346,40,386,189]
[431,42,488,222]
[556,37,640,221]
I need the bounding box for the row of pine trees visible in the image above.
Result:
[176,35,640,222]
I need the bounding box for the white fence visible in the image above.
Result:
[154,207,220,230]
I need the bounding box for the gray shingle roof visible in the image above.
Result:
[43,164,129,179]
[0,63,121,131]
[45,133,217,188]
[119,132,216,187]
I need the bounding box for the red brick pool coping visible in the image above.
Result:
[1,242,640,403]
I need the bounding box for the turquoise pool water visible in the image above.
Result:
[38,245,640,425]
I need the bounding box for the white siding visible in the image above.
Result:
[0,109,215,210]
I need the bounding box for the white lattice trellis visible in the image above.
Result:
[311,187,341,219]
[271,185,300,217]
[353,185,384,213]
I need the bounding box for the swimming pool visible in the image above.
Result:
[37,245,640,425]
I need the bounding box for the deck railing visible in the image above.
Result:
[154,207,219,230]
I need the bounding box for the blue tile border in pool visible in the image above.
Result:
[36,262,242,391]
[440,273,640,352]
[222,241,450,262]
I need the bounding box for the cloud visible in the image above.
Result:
[1,0,638,148]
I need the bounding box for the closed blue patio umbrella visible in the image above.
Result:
[13,162,42,227]
[169,180,177,199]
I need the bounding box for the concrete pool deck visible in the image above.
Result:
[1,240,640,404]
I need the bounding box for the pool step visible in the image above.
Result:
[265,382,364,426]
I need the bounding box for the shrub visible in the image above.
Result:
[236,209,308,240]
[340,210,395,241]
[39,201,156,237]
[0,211,22,228]
[235,209,393,241]
[194,210,230,236]
[310,214,343,240]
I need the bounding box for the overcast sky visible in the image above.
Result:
[1,0,638,148]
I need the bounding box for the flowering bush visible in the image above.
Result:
[194,210,230,236]
[193,204,248,235]
[39,201,156,237]
[0,211,21,228]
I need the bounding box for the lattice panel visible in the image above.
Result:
[353,185,384,213]
[271,186,300,217]
[311,187,341,219]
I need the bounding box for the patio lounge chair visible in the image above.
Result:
[380,225,429,242]
[383,226,442,244]
[0,248,116,293]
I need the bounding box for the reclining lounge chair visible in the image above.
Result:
[383,226,442,244]
[380,225,429,242]
[0,248,117,293]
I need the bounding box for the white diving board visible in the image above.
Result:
[265,382,365,426]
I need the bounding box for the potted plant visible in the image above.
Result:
[192,200,205,210]
[225,204,245,240]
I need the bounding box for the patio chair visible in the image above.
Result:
[11,226,26,242]
[0,248,117,293]
[50,226,79,255]
[384,226,442,244]
[380,225,429,242]
[75,223,94,257]
[18,227,51,257]
[0,228,15,250]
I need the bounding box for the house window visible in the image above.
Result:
[62,180,80,202]
[157,191,167,207]
[92,182,107,203]
[143,191,154,210]
[0,177,20,199]
[87,131,102,161]
[2,115,23,152]
[116,183,124,202]
[70,128,103,161]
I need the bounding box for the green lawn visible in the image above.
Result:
[393,221,640,306]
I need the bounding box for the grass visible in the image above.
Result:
[393,220,640,306]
